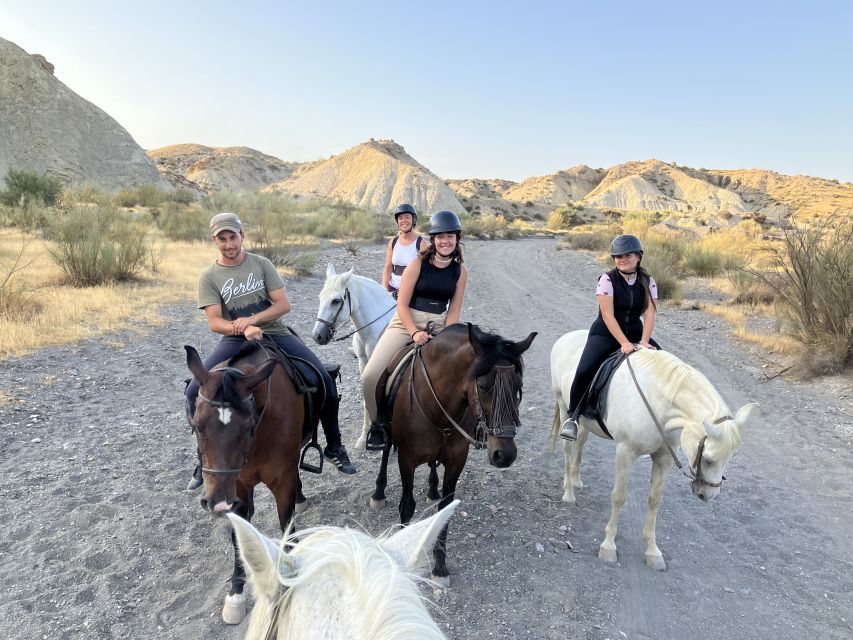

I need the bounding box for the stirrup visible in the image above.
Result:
[560,417,578,441]
[299,441,324,473]
[366,423,388,451]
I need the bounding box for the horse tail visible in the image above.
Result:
[549,402,562,452]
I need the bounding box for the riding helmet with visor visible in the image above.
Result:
[428,210,462,235]
[610,234,643,257]
[393,203,418,226]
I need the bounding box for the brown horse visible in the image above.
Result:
[369,323,536,586]
[184,341,311,626]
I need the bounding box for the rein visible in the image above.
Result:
[625,356,731,488]
[411,347,518,449]
[314,287,396,342]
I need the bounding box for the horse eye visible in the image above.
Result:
[704,458,715,466]
[332,298,341,305]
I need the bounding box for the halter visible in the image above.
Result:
[194,365,273,477]
[315,287,395,342]
[412,347,520,449]
[625,356,731,489]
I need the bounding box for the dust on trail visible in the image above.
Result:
[0,238,851,640]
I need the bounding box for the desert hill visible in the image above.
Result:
[503,165,605,205]
[148,144,300,194]
[264,139,464,214]
[0,36,168,190]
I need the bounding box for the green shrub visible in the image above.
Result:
[1,169,63,207]
[47,207,150,285]
[726,268,777,304]
[0,239,40,319]
[166,188,198,205]
[561,229,612,251]
[0,201,57,231]
[114,184,166,208]
[156,203,209,242]
[683,244,725,276]
[754,217,852,374]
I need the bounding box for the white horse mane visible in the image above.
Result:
[232,504,457,640]
[631,348,742,449]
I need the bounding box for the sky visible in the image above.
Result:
[2,1,852,182]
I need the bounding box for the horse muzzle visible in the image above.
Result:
[312,323,332,345]
[487,435,517,468]
[691,480,720,502]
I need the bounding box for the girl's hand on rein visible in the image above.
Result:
[412,330,431,346]
[620,342,636,354]
[639,341,656,350]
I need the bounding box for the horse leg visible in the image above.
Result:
[599,443,635,564]
[427,461,441,502]
[397,453,417,526]
[223,482,254,625]
[643,452,673,571]
[369,440,393,508]
[355,349,369,449]
[571,425,589,492]
[294,473,309,514]
[430,449,468,588]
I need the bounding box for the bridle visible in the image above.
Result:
[314,287,395,342]
[412,347,521,449]
[625,356,731,489]
[193,365,272,477]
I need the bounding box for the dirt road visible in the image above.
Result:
[1,238,851,639]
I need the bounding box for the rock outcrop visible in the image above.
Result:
[503,165,604,205]
[264,139,465,214]
[148,144,299,194]
[0,36,168,190]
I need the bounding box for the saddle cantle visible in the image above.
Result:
[581,351,630,438]
[374,343,418,427]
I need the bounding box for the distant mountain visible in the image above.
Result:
[147,144,300,194]
[447,159,852,224]
[264,139,464,214]
[0,36,168,190]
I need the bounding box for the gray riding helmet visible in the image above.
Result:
[393,203,418,226]
[428,210,462,235]
[610,234,643,256]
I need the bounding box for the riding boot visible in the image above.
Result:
[560,407,580,441]
[366,419,389,451]
[186,461,203,491]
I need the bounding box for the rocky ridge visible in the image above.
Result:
[0,36,168,190]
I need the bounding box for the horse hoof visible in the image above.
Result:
[294,499,310,515]
[369,496,386,509]
[561,494,576,505]
[645,554,666,571]
[430,573,451,589]
[221,593,246,625]
[573,480,584,491]
[598,547,618,563]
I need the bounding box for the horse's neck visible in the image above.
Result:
[348,276,393,324]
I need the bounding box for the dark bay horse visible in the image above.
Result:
[369,323,536,586]
[185,341,311,625]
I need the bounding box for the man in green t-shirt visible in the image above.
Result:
[185,212,355,489]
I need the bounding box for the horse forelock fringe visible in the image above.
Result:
[470,326,525,379]
[215,342,261,414]
[249,525,445,640]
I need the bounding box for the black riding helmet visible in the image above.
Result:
[428,210,462,235]
[393,203,417,226]
[610,234,643,256]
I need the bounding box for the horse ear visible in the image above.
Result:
[340,268,354,284]
[326,263,336,279]
[734,403,759,429]
[509,331,537,356]
[382,500,460,574]
[241,359,278,390]
[227,513,299,600]
[467,323,486,356]
[185,345,207,385]
[703,419,722,439]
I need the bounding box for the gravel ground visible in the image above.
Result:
[1,238,851,640]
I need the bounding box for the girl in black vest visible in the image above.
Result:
[560,234,661,440]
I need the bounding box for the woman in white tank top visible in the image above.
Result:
[382,203,426,298]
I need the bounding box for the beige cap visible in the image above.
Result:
[210,212,243,235]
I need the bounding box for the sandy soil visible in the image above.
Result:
[1,238,851,640]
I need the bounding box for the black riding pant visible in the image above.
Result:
[185,334,342,448]
[568,324,661,415]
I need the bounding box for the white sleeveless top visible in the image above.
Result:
[390,237,421,289]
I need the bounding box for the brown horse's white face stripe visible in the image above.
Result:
[218,407,233,425]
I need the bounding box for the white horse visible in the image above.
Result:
[312,263,396,448]
[550,330,758,570]
[227,501,458,640]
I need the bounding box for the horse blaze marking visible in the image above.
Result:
[218,407,232,425]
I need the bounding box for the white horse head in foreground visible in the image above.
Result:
[311,263,395,448]
[228,500,458,640]
[550,330,758,571]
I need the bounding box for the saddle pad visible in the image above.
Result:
[385,347,417,396]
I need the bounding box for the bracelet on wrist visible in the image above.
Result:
[411,330,420,339]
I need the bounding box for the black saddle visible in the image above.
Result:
[580,351,630,439]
